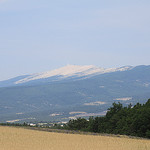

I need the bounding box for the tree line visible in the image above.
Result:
[63,99,150,138]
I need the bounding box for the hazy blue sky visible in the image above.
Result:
[0,0,150,81]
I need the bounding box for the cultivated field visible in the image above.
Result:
[0,126,150,150]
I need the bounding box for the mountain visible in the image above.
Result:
[0,65,133,87]
[0,65,150,123]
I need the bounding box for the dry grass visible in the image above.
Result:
[0,126,150,150]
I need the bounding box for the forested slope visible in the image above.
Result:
[65,99,150,138]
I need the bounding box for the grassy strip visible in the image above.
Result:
[5,125,148,140]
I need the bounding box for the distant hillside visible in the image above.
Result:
[0,65,150,123]
[64,99,150,138]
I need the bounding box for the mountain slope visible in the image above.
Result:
[0,65,150,122]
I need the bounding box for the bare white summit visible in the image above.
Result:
[15,65,133,84]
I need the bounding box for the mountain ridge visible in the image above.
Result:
[0,65,134,87]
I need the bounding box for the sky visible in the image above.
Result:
[0,0,150,81]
